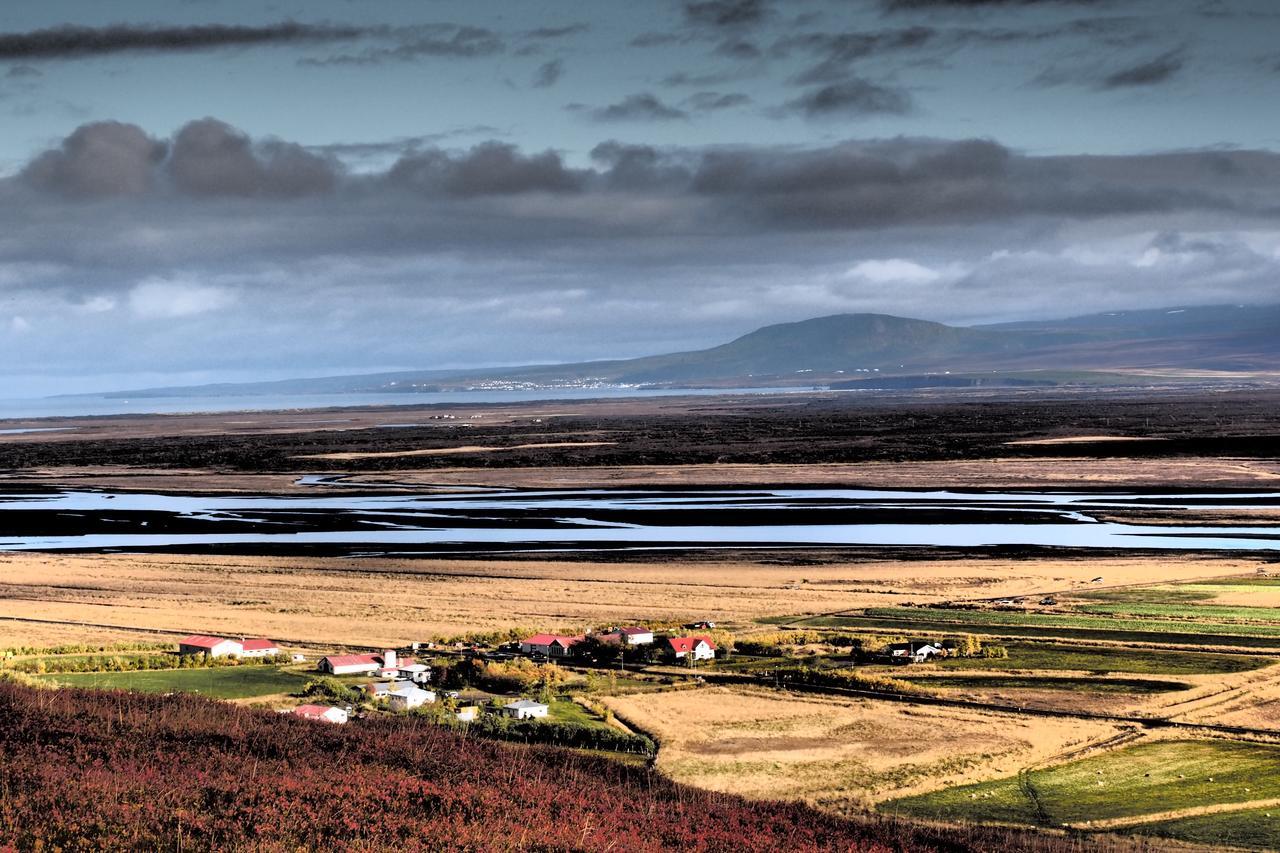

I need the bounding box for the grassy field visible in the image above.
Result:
[1135,805,1280,850]
[602,686,1119,811]
[39,665,312,699]
[926,641,1265,676]
[0,552,1261,650]
[884,740,1280,827]
[790,609,1280,650]
[900,675,1191,694]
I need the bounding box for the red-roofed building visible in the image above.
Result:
[318,649,404,676]
[519,634,584,658]
[667,636,716,661]
[240,638,280,658]
[178,635,242,658]
[292,704,348,724]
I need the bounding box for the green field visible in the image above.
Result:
[1135,805,1280,850]
[40,666,312,700]
[925,642,1264,676]
[787,609,1280,649]
[885,740,1280,827]
[901,674,1191,694]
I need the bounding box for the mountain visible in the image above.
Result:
[93,303,1280,398]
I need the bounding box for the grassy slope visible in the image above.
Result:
[1135,805,1280,850]
[885,740,1280,826]
[39,665,312,699]
[900,674,1190,694]
[929,641,1264,675]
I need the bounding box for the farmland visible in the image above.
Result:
[2,392,1280,849]
[885,739,1280,828]
[37,664,312,700]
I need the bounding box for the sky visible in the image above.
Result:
[1,0,1279,395]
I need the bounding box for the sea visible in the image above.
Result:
[0,387,807,421]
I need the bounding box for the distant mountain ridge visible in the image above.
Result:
[96,303,1280,398]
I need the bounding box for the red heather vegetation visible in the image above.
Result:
[0,683,1140,852]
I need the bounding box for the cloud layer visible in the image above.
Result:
[4,118,1280,387]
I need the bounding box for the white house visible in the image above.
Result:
[398,663,431,684]
[387,685,436,711]
[667,636,717,661]
[502,699,549,720]
[599,626,654,646]
[365,679,411,699]
[616,626,654,645]
[178,635,243,658]
[885,641,943,664]
[292,704,348,724]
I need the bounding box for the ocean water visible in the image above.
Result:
[0,387,804,421]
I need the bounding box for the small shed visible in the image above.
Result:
[292,704,348,725]
[502,699,550,720]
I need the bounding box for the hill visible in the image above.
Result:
[94,302,1280,398]
[0,680,1118,851]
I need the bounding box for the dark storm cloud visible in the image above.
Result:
[782,79,914,117]
[714,39,763,59]
[18,119,1280,241]
[301,25,502,65]
[1099,47,1186,88]
[883,0,1109,9]
[0,21,365,60]
[684,0,770,29]
[8,119,1280,383]
[387,141,586,196]
[5,64,42,78]
[20,121,166,197]
[167,119,338,197]
[573,93,690,122]
[775,28,937,85]
[685,91,753,111]
[1035,46,1187,90]
[532,58,564,88]
[523,23,590,39]
[630,32,684,48]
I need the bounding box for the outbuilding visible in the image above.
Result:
[292,704,348,724]
[239,638,280,658]
[178,635,242,658]
[387,685,436,711]
[502,699,549,720]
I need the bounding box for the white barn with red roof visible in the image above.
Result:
[318,649,412,676]
[667,636,717,661]
[292,704,348,724]
[239,638,280,658]
[178,635,242,658]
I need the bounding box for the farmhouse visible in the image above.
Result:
[519,634,584,658]
[292,704,348,724]
[667,636,717,661]
[386,684,436,711]
[319,649,410,676]
[883,640,943,664]
[365,680,410,699]
[502,699,550,720]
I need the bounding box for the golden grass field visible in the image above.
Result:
[602,686,1122,813]
[0,551,1266,650]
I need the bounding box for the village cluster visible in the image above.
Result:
[178,624,722,726]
